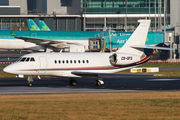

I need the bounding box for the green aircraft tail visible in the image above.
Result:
[38,20,51,31]
[27,19,41,31]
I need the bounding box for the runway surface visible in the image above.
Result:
[0,77,180,94]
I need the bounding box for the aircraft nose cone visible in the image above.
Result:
[3,66,13,74]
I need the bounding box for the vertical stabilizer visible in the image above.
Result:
[38,20,51,31]
[27,19,41,31]
[116,20,150,56]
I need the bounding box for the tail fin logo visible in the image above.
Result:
[11,32,16,36]
[41,26,50,31]
[30,25,40,31]
[146,37,149,41]
[38,20,51,31]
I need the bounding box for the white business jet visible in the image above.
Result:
[3,20,171,86]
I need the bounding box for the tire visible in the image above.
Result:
[28,83,32,87]
[95,80,101,86]
[70,80,77,86]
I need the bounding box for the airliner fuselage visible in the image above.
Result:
[0,39,42,50]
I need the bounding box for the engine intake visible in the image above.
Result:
[109,53,140,65]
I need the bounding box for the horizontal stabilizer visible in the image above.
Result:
[71,72,154,78]
[131,45,173,50]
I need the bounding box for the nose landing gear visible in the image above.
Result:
[27,75,33,87]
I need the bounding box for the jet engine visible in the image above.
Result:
[109,53,140,65]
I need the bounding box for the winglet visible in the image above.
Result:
[38,20,51,31]
[27,19,41,31]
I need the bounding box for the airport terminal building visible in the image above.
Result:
[0,0,172,31]
[0,0,180,59]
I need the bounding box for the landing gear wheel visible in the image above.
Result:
[28,83,32,87]
[27,75,33,87]
[69,79,77,86]
[95,80,102,86]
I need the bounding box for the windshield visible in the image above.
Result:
[17,57,35,62]
[20,57,26,62]
[16,57,22,62]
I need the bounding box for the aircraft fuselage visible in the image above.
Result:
[3,52,150,78]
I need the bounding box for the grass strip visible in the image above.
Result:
[0,92,180,120]
[0,71,15,78]
[0,64,8,68]
[140,62,180,67]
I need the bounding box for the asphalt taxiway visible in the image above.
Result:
[0,77,180,94]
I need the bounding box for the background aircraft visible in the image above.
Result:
[38,20,51,31]
[0,18,164,53]
[27,19,51,31]
[0,19,106,52]
[27,19,41,31]
[3,19,171,87]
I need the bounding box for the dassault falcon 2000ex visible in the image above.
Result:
[3,20,172,87]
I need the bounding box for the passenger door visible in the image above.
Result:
[39,56,47,74]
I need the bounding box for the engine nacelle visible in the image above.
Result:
[109,53,140,65]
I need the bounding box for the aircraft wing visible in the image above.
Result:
[71,72,154,78]
[15,36,84,49]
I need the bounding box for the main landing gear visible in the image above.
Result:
[69,78,77,86]
[69,78,104,86]
[27,75,33,87]
[95,78,104,86]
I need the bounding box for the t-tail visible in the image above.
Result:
[27,19,41,31]
[116,19,151,57]
[109,20,151,66]
[110,19,171,66]
[38,20,51,31]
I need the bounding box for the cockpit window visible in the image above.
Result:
[17,57,22,62]
[20,57,26,62]
[25,57,30,62]
[30,58,35,62]
[17,57,35,62]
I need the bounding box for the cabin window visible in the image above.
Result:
[25,58,30,62]
[66,60,68,63]
[20,57,26,62]
[70,60,72,63]
[78,60,81,63]
[55,60,57,64]
[62,60,65,64]
[58,60,61,64]
[74,60,76,63]
[82,60,85,63]
[30,58,35,62]
[86,60,89,63]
